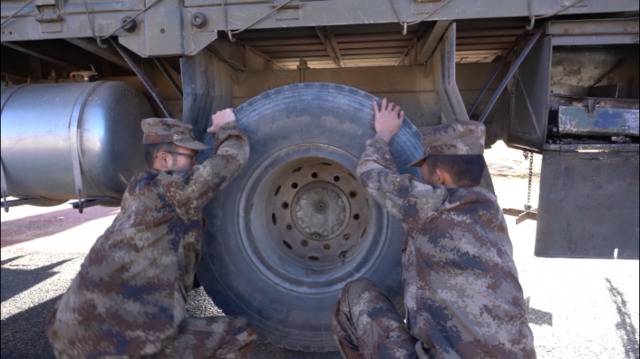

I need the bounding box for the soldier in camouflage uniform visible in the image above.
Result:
[332,99,535,358]
[47,109,256,358]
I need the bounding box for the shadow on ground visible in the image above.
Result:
[525,297,553,326]
[605,278,640,359]
[1,256,74,302]
[1,295,59,359]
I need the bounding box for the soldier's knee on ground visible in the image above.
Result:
[333,279,417,358]
[339,278,380,310]
[214,316,257,359]
[332,279,380,356]
[332,278,382,340]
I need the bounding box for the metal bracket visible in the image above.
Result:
[117,0,218,57]
[71,197,119,210]
[0,197,43,210]
[503,207,538,224]
[273,0,300,20]
[432,22,469,123]
[111,39,172,118]
[0,85,26,213]
[35,5,62,22]
[515,73,542,138]
[68,82,102,213]
[468,32,526,118]
[35,0,63,33]
[478,27,543,124]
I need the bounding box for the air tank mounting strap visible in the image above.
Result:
[68,81,102,213]
[1,85,26,213]
[1,158,8,212]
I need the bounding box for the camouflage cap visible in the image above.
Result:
[408,120,485,167]
[141,117,208,151]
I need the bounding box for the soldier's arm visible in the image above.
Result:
[359,98,447,221]
[357,136,447,221]
[167,122,250,209]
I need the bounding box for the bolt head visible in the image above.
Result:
[191,12,207,28]
[121,16,137,32]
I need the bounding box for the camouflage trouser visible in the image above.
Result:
[50,316,255,359]
[150,316,256,359]
[332,278,424,359]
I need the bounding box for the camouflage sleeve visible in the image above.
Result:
[357,137,447,222]
[165,122,250,212]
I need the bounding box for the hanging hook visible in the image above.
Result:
[525,0,535,31]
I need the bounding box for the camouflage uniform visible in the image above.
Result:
[47,118,255,358]
[333,121,535,358]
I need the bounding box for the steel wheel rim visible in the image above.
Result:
[238,143,390,294]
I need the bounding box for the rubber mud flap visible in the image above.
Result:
[197,83,423,352]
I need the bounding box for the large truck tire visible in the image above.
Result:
[197,83,423,351]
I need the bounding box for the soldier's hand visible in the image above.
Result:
[208,108,236,133]
[373,98,404,143]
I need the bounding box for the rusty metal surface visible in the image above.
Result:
[543,143,640,151]
[550,44,639,99]
[558,105,639,136]
[552,48,628,97]
[550,96,640,111]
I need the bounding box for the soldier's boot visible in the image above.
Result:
[332,278,417,359]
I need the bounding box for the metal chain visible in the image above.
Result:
[524,151,534,211]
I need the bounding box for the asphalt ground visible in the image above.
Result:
[1,141,638,359]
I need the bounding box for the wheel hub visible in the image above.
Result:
[270,160,369,267]
[292,183,349,241]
